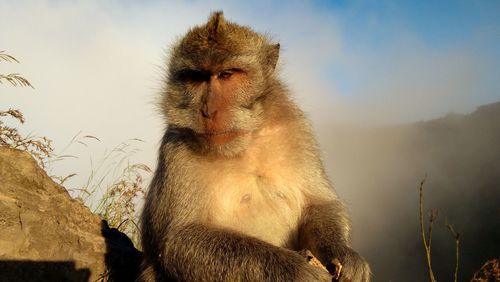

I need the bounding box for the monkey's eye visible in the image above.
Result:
[175,69,210,83]
[217,70,233,80]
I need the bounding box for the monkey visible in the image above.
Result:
[139,11,371,282]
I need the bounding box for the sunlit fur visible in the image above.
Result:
[140,11,370,282]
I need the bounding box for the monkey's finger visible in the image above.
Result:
[327,258,342,281]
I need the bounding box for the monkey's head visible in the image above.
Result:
[162,11,281,156]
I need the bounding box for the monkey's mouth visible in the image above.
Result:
[199,130,245,144]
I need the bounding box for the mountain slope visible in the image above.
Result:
[319,101,500,281]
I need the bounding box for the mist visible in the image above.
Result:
[1,0,499,280]
[317,105,500,281]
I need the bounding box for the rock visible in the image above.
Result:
[0,147,141,282]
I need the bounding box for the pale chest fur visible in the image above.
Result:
[198,126,306,248]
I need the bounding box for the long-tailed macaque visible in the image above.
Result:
[139,11,370,282]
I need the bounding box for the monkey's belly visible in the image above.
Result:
[206,180,304,248]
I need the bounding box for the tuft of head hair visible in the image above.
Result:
[168,11,281,79]
[206,11,226,42]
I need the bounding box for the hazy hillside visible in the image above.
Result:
[319,102,500,281]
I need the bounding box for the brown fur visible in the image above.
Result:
[139,11,370,282]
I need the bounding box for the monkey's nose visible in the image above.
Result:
[201,106,217,119]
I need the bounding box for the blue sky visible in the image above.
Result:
[318,0,500,101]
[317,0,499,46]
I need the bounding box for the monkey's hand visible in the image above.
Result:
[326,258,342,280]
[296,262,333,282]
[327,246,370,282]
[298,249,334,282]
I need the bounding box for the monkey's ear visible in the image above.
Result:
[266,43,280,71]
[207,11,226,39]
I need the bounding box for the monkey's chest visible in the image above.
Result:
[203,172,304,248]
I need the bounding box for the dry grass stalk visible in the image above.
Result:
[0,109,25,122]
[51,173,78,185]
[96,162,150,244]
[43,133,151,246]
[0,51,34,88]
[446,222,461,282]
[419,176,438,282]
[0,50,20,63]
[1,52,47,165]
[419,177,465,282]
[0,73,34,88]
[0,109,53,168]
[61,137,151,246]
[44,132,101,185]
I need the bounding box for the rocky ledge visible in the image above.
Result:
[0,147,141,282]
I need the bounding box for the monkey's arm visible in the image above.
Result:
[299,202,371,282]
[160,223,332,282]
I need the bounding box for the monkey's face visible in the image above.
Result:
[161,16,279,156]
[163,59,267,156]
